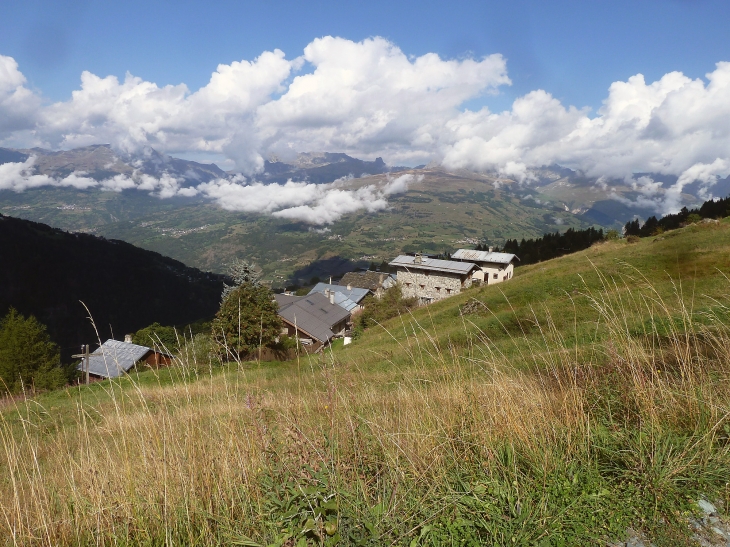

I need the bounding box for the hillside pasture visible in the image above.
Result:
[1,221,730,545]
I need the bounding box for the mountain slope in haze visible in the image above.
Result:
[3,144,227,186]
[0,214,225,361]
[262,152,391,183]
[0,166,598,284]
[0,145,720,287]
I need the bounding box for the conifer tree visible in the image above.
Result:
[0,308,70,393]
[211,284,281,360]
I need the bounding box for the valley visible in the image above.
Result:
[0,145,715,287]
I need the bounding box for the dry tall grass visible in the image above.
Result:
[1,273,729,545]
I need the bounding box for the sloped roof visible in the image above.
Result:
[309,283,370,308]
[339,271,394,291]
[80,339,152,379]
[452,249,517,265]
[389,255,479,275]
[276,292,351,344]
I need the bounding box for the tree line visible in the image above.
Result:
[477,227,606,266]
[624,196,730,237]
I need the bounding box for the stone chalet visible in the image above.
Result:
[451,248,518,285]
[389,254,479,305]
[339,271,397,299]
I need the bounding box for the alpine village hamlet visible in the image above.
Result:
[79,248,517,379]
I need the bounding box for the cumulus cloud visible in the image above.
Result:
[382,173,423,195]
[38,50,292,171]
[257,36,509,165]
[198,173,424,224]
[1,39,730,216]
[0,55,40,140]
[441,63,730,212]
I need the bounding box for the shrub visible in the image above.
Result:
[132,322,179,352]
[686,213,702,224]
[605,229,620,241]
[354,284,417,335]
[211,283,282,360]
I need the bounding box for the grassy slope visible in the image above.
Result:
[2,220,730,546]
[342,218,730,370]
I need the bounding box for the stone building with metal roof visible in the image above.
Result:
[451,248,518,285]
[388,254,480,305]
[339,271,397,298]
[275,292,351,351]
[79,339,173,380]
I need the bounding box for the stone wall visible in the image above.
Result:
[396,269,470,303]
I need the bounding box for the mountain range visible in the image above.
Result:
[2,144,729,286]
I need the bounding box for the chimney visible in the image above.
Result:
[347,283,352,290]
[124,334,133,344]
[329,291,335,305]
[379,273,384,284]
[414,252,422,264]
[488,246,493,253]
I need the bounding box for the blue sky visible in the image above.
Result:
[2,0,727,111]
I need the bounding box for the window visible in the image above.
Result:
[446,288,452,294]
[420,284,425,289]
[435,287,441,292]
[493,273,498,279]
[405,282,412,287]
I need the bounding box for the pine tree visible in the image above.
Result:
[0,308,69,393]
[221,258,262,301]
[211,284,281,360]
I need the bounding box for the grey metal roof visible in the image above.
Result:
[389,255,479,275]
[277,292,351,344]
[79,339,152,379]
[452,249,517,265]
[274,293,301,307]
[309,283,370,309]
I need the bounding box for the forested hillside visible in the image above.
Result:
[0,214,225,360]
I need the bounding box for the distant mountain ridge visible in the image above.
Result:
[4,145,725,210]
[0,145,400,187]
[0,213,226,361]
[262,152,391,184]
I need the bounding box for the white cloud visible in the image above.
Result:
[441,63,730,212]
[197,175,412,224]
[1,40,730,217]
[38,50,293,172]
[257,36,509,165]
[0,55,40,141]
[382,173,422,195]
[0,158,53,191]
